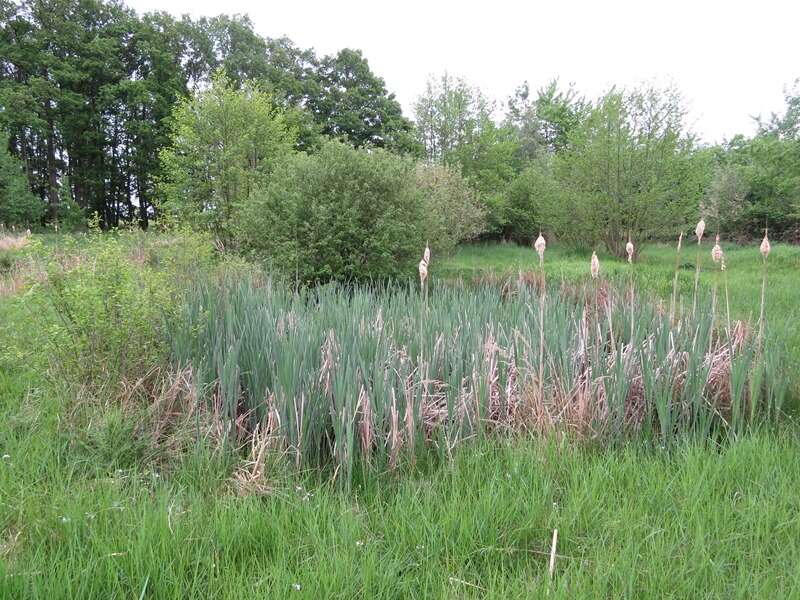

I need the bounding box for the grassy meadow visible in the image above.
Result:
[1,232,799,598]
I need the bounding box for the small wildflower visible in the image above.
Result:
[61,516,71,524]
[292,583,302,591]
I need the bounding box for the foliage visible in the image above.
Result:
[158,73,296,243]
[53,176,86,231]
[702,164,750,236]
[239,141,426,283]
[414,162,487,252]
[33,233,187,391]
[413,74,519,235]
[0,134,42,227]
[412,73,494,163]
[504,159,560,244]
[505,79,590,160]
[546,87,704,255]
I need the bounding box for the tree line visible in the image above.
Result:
[1,0,798,263]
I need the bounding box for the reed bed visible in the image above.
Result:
[169,275,787,485]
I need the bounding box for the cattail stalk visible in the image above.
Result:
[669,232,683,323]
[758,229,770,348]
[627,238,635,341]
[536,234,547,407]
[692,219,705,318]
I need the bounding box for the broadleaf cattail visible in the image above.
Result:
[695,218,706,244]
[590,251,600,279]
[711,234,723,264]
[760,229,770,260]
[418,258,428,287]
[423,242,431,265]
[534,232,546,264]
[626,238,634,264]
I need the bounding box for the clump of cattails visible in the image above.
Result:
[590,251,600,279]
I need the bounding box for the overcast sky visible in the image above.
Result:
[127,0,798,144]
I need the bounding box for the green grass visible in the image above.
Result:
[2,234,800,598]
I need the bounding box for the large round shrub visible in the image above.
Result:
[240,141,426,283]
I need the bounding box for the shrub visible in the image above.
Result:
[38,234,179,392]
[239,140,426,283]
[414,162,486,253]
[0,136,43,227]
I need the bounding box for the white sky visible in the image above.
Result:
[127,0,798,144]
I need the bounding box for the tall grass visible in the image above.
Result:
[169,275,788,485]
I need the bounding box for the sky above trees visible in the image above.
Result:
[125,0,799,144]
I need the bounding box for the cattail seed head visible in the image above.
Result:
[423,242,431,265]
[590,251,600,279]
[626,239,634,264]
[534,232,546,263]
[695,219,705,243]
[711,234,723,264]
[760,229,770,260]
[677,231,683,252]
[418,259,428,285]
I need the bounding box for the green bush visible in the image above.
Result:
[0,136,43,227]
[239,140,426,283]
[505,159,559,244]
[414,162,486,253]
[38,234,178,391]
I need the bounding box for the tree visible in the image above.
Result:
[413,74,518,235]
[158,73,296,242]
[547,86,702,255]
[310,49,420,153]
[413,73,493,163]
[505,79,589,162]
[0,133,42,226]
[239,140,425,283]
